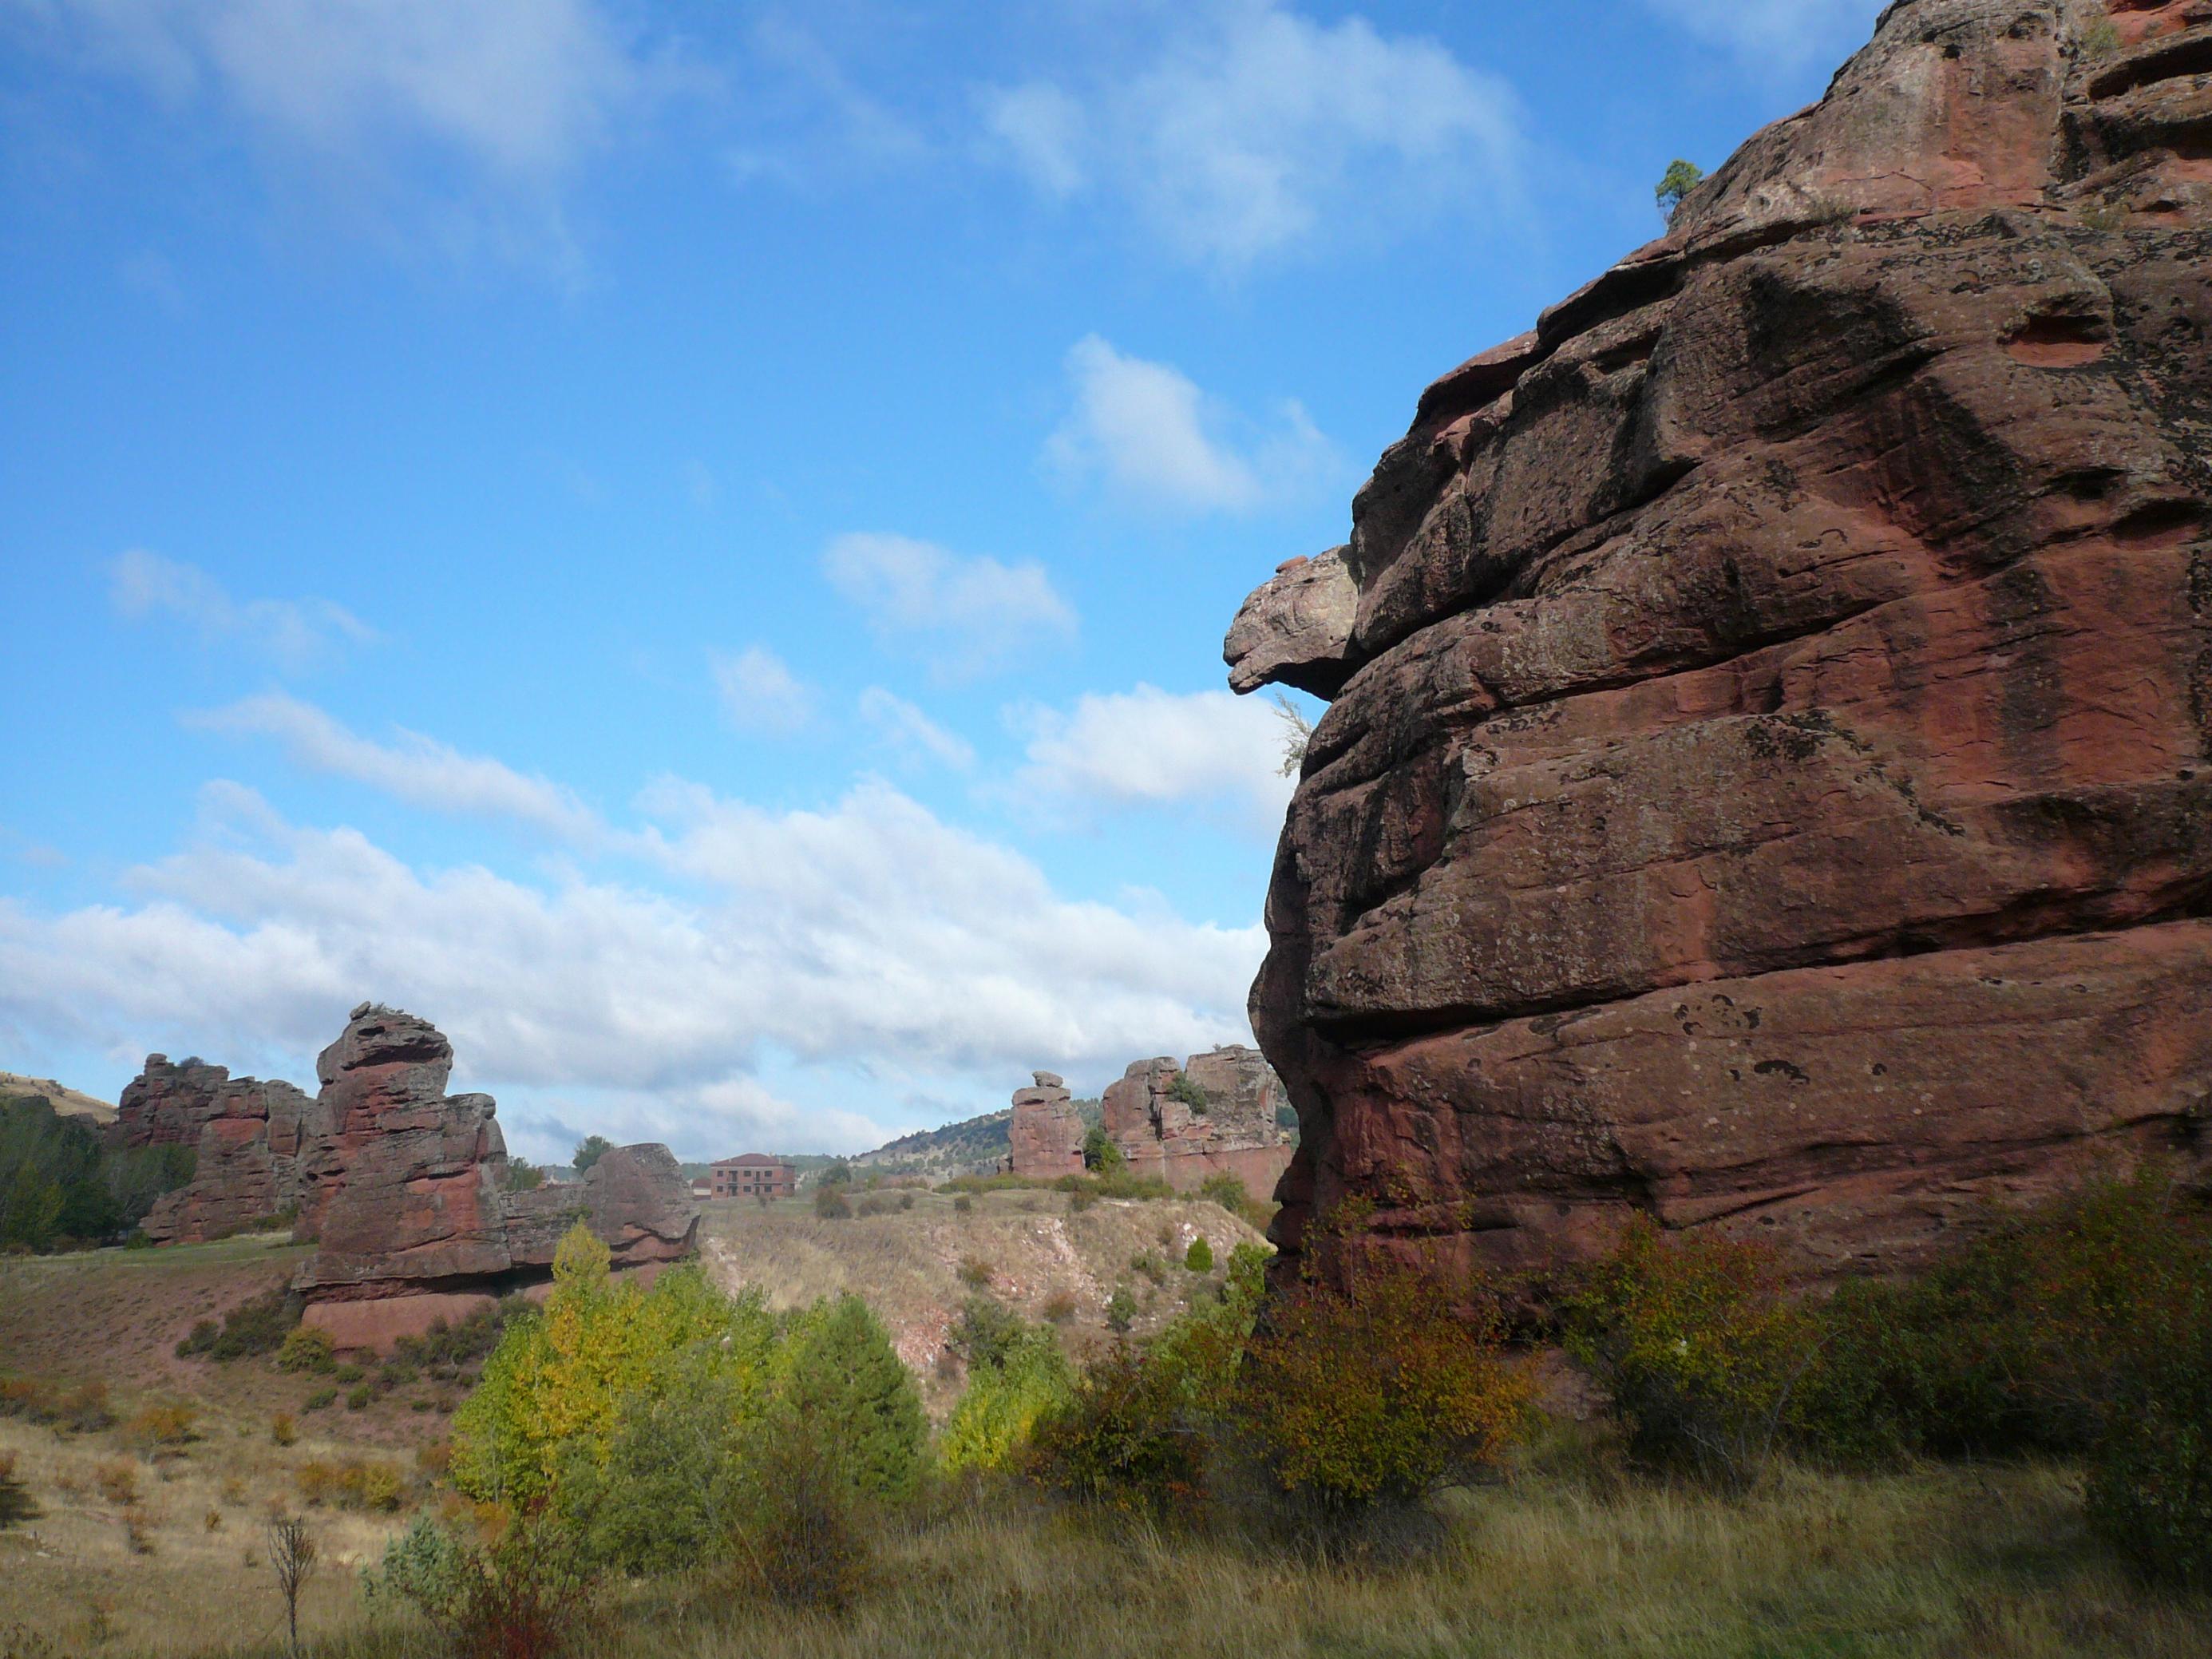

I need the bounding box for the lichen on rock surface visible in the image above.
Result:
[1228,0,2212,1290]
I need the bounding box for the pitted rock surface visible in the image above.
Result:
[1229,0,2212,1289]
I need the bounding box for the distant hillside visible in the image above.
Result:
[850,1100,1103,1182]
[0,1071,117,1125]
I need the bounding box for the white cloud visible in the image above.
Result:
[108,548,378,667]
[1011,684,1294,836]
[980,2,1524,269]
[23,0,635,176]
[1642,0,1887,70]
[822,533,1075,680]
[0,774,1266,1150]
[857,687,975,772]
[188,692,600,840]
[1045,334,1332,514]
[713,646,817,736]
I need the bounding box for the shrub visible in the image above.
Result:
[1184,1236,1213,1273]
[1798,1168,2211,1463]
[952,1196,972,1216]
[572,1135,614,1174]
[730,1432,872,1613]
[1130,1250,1167,1286]
[303,1388,337,1412]
[122,1505,155,1554]
[362,1464,405,1513]
[124,1403,197,1451]
[940,1321,1073,1474]
[331,1362,366,1385]
[898,1192,915,1211]
[854,1193,896,1218]
[368,1509,599,1659]
[96,1459,139,1506]
[1165,1074,1210,1114]
[1565,1216,1810,1483]
[0,1451,35,1530]
[276,1325,335,1376]
[1082,1127,1125,1174]
[271,1413,297,1447]
[1106,1285,1136,1333]
[556,1363,754,1576]
[346,1384,373,1411]
[1042,1290,1077,1325]
[179,1288,300,1362]
[1238,1266,1529,1514]
[957,1255,994,1288]
[1199,1171,1257,1221]
[2087,1302,2212,1587]
[813,1186,852,1220]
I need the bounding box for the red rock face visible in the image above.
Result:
[1102,1048,1296,1197]
[1232,0,2212,1289]
[140,1077,313,1245]
[111,1055,236,1150]
[1004,1072,1086,1178]
[290,1004,699,1333]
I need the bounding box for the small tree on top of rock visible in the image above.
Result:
[572,1135,614,1175]
[1655,158,1704,223]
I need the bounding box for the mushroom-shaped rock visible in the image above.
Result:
[1224,546,1358,698]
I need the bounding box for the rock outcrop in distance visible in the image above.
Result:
[114,1004,699,1347]
[1003,1047,1294,1195]
[1227,0,2212,1290]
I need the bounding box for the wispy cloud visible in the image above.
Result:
[713,646,817,736]
[1640,0,1886,72]
[108,549,377,668]
[1009,683,1293,837]
[1045,335,1332,515]
[858,687,975,772]
[979,1,1524,270]
[11,0,659,260]
[188,691,600,841]
[821,533,1075,681]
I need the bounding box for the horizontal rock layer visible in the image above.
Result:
[1234,0,2212,1286]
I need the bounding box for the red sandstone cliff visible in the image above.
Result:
[1228,0,2212,1288]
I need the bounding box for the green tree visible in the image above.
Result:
[940,1320,1073,1474]
[778,1294,925,1502]
[1184,1235,1213,1273]
[1106,1285,1137,1334]
[1081,1126,1125,1174]
[1656,158,1705,222]
[571,1135,615,1174]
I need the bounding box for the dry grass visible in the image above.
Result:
[154,1461,2212,1659]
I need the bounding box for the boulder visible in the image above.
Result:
[1230,0,2212,1289]
[1224,548,1359,697]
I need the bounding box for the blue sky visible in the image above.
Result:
[0,0,1886,1162]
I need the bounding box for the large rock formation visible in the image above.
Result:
[1230,0,2212,1289]
[1004,1072,1086,1178]
[113,1055,315,1245]
[294,1004,700,1344]
[1101,1047,1295,1196]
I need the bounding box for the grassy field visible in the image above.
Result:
[8,1197,2210,1658]
[65,1457,2212,1659]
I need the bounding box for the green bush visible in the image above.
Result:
[346,1384,373,1411]
[572,1134,614,1174]
[1165,1074,1210,1114]
[1241,1266,1529,1515]
[303,1387,337,1412]
[1655,158,1704,221]
[1565,1217,1814,1483]
[1082,1127,1125,1174]
[1798,1170,2209,1463]
[952,1196,972,1215]
[331,1362,366,1384]
[2087,1292,2212,1587]
[813,1186,852,1220]
[275,1326,335,1376]
[558,1363,753,1574]
[365,1508,599,1658]
[940,1319,1072,1474]
[1184,1236,1213,1273]
[176,1288,301,1363]
[1106,1285,1136,1333]
[729,1431,873,1612]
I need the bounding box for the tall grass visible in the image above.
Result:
[168,1460,2210,1659]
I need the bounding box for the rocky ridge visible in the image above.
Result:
[1228,0,2212,1288]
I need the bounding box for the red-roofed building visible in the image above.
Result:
[710,1154,795,1199]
